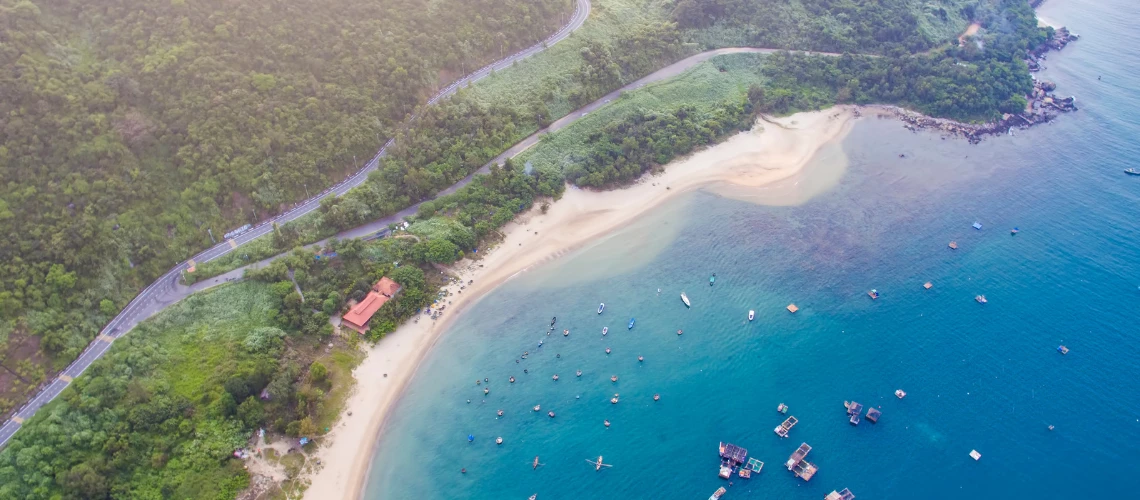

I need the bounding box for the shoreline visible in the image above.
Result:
[300,107,859,500]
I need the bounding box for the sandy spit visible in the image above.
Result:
[301,106,858,500]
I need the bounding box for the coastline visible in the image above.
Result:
[300,107,858,499]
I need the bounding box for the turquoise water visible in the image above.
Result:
[364,1,1140,498]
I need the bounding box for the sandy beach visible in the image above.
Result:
[301,106,857,499]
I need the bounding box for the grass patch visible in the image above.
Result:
[465,0,679,119]
[516,52,766,176]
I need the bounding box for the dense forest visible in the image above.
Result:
[0,157,557,498]
[758,0,1045,121]
[672,0,948,53]
[0,0,572,406]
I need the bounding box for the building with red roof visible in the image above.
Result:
[341,277,401,334]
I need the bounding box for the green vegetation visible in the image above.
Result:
[0,0,572,407]
[759,0,1046,121]
[0,282,362,498]
[517,53,765,182]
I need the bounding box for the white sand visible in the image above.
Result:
[301,106,858,499]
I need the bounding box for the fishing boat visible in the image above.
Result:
[586,456,612,471]
[975,295,987,304]
[598,303,605,314]
[628,318,636,329]
[777,403,788,413]
[1057,345,1069,354]
[867,289,880,300]
[601,327,608,336]
[708,487,727,500]
[1125,168,1140,175]
[709,273,717,286]
[972,221,983,230]
[681,292,691,307]
[748,310,755,321]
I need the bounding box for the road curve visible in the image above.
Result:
[0,26,836,447]
[0,0,590,449]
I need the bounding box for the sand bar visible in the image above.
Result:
[301,106,858,499]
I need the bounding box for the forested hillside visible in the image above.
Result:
[0,0,571,402]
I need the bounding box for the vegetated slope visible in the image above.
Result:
[673,0,977,53]
[0,0,571,403]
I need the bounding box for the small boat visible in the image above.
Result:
[653,393,660,401]
[509,376,515,383]
[602,327,608,336]
[550,316,557,326]
[548,411,555,418]
[637,355,644,362]
[748,310,755,321]
[895,389,907,399]
[975,295,987,304]
[563,329,569,337]
[709,273,716,286]
[868,289,880,300]
[496,437,503,445]
[598,303,605,314]
[627,318,635,329]
[708,486,726,500]
[680,292,691,308]
[576,370,582,377]
[552,374,559,381]
[610,394,620,404]
[605,347,611,354]
[949,241,958,250]
[611,375,618,382]
[497,409,504,416]
[533,405,541,412]
[1057,345,1069,354]
[677,329,683,335]
[533,456,541,469]
[1011,227,1019,235]
[587,456,612,471]
[604,420,611,427]
[484,388,489,395]
[468,435,474,442]
[777,403,788,413]
[1125,168,1140,176]
[972,221,983,230]
[529,495,537,500]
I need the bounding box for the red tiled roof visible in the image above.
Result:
[373,277,401,297]
[342,292,389,330]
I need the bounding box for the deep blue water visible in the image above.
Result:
[364,1,1140,498]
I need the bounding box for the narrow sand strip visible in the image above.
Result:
[302,106,857,499]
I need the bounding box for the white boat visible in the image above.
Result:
[601,327,608,336]
[748,310,755,321]
[598,303,605,314]
[680,292,691,307]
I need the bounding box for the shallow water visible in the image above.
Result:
[364,1,1140,498]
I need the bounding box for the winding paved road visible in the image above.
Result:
[0,11,839,449]
[0,0,589,449]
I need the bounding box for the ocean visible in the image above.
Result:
[363,0,1140,498]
